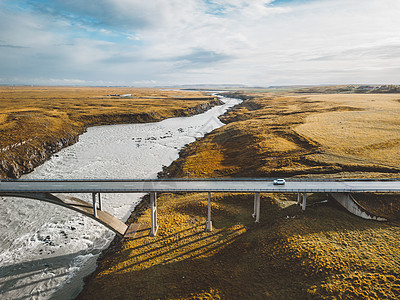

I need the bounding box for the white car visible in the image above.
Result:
[273,178,286,185]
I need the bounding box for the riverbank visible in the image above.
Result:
[0,86,222,179]
[0,89,238,300]
[77,91,400,299]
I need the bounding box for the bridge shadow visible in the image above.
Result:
[125,223,203,247]
[108,222,246,277]
[77,192,400,299]
[0,251,89,300]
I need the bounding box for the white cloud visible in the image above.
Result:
[0,0,400,85]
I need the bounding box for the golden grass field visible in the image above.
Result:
[1,87,399,299]
[166,93,400,179]
[0,86,215,149]
[0,86,218,178]
[76,92,400,299]
[295,94,400,172]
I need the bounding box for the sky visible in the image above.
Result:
[0,0,399,87]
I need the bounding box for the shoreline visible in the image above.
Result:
[0,89,233,299]
[75,93,238,296]
[75,91,400,299]
[0,95,222,179]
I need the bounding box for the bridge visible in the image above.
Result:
[1,178,399,237]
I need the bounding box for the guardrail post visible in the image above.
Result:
[205,192,213,232]
[297,193,301,206]
[92,193,97,218]
[150,192,159,237]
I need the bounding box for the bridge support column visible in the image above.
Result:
[252,192,261,223]
[92,193,102,217]
[205,192,212,232]
[296,192,307,211]
[253,193,257,218]
[150,192,159,237]
[98,193,102,211]
[301,193,307,211]
[92,193,97,218]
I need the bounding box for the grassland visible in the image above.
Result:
[0,86,220,178]
[2,86,399,298]
[165,92,400,179]
[76,91,400,299]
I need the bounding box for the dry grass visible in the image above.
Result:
[0,86,215,146]
[167,93,400,178]
[77,92,400,299]
[0,86,218,178]
[78,192,400,299]
[295,94,400,170]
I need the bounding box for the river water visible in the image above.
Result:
[0,96,241,300]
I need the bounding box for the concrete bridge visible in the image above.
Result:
[1,178,398,237]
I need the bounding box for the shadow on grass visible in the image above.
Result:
[116,225,245,274]
[78,193,400,299]
[123,223,204,251]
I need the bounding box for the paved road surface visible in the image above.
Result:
[1,179,400,193]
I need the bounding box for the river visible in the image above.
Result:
[0,96,241,300]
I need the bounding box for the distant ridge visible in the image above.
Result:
[268,85,314,89]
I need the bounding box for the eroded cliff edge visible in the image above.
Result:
[0,97,222,179]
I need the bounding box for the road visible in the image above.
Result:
[1,179,400,193]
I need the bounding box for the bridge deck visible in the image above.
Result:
[1,179,400,193]
[1,179,399,237]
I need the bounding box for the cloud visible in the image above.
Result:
[160,48,233,68]
[0,44,29,48]
[1,0,400,86]
[178,49,232,64]
[25,0,204,31]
